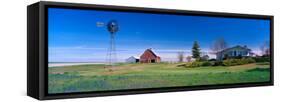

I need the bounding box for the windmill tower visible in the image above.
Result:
[106,20,119,67]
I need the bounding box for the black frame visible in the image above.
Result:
[27,1,274,100]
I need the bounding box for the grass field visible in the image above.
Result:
[48,62,270,94]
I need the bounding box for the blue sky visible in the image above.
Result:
[48,8,270,62]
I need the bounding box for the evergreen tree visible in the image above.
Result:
[192,41,201,59]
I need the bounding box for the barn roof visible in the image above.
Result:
[142,48,159,57]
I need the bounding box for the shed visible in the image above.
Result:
[125,56,139,63]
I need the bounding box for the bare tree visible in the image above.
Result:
[260,41,270,56]
[210,38,228,54]
[177,51,184,62]
[186,56,192,62]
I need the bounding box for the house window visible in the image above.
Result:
[244,51,248,55]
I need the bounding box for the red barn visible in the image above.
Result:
[140,48,161,63]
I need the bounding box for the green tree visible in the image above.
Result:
[192,41,201,59]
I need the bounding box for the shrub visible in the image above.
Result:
[253,57,270,62]
[222,59,235,66]
[222,58,255,66]
[177,64,187,67]
[201,61,212,66]
[244,58,256,63]
[183,61,214,68]
[180,57,257,68]
[213,61,223,66]
[185,61,202,68]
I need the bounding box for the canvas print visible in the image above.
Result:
[48,8,271,94]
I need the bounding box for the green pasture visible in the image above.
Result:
[48,62,270,94]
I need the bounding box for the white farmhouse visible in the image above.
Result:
[216,45,252,60]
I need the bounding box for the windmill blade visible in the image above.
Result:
[96,21,105,27]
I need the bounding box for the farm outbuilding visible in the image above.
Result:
[125,56,139,63]
[140,48,161,63]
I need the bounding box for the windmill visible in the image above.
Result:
[106,20,119,68]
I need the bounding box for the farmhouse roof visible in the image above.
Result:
[217,45,251,53]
